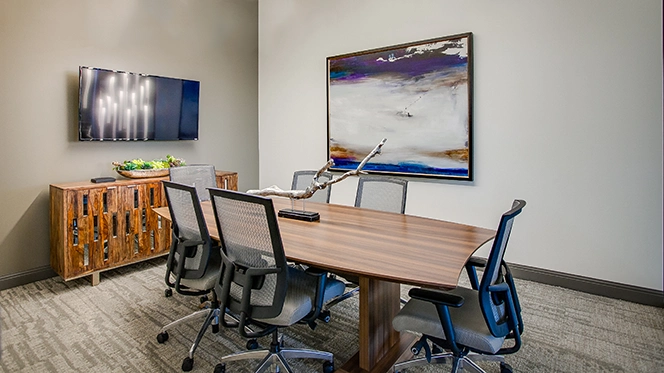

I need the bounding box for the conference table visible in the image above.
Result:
[153,197,495,373]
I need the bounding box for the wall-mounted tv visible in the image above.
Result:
[78,66,200,141]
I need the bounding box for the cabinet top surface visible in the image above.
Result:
[50,170,237,190]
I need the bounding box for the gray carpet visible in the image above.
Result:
[0,258,662,372]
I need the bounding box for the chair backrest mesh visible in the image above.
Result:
[214,197,277,269]
[169,165,217,201]
[163,181,211,275]
[210,189,288,315]
[478,199,526,336]
[291,170,332,203]
[355,176,408,213]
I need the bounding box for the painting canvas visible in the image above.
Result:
[327,33,473,180]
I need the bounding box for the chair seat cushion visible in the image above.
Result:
[254,267,345,327]
[174,255,222,292]
[392,286,505,354]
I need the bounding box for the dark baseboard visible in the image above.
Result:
[0,266,57,291]
[2,262,662,308]
[508,262,664,308]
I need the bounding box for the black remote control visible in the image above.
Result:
[91,177,116,183]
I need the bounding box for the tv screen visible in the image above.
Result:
[78,66,200,141]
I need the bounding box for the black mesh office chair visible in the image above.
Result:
[169,164,217,201]
[326,176,408,308]
[209,189,345,373]
[391,200,526,373]
[167,165,218,301]
[157,181,222,372]
[291,170,333,204]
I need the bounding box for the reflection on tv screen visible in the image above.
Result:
[78,66,199,141]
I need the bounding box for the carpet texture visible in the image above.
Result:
[0,258,662,372]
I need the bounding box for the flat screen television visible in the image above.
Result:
[78,66,200,141]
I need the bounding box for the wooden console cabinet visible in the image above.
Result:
[50,171,237,285]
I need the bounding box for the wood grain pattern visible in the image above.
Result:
[216,171,238,191]
[49,186,65,276]
[359,277,400,370]
[153,196,495,373]
[49,171,237,284]
[88,187,106,271]
[157,198,495,288]
[338,334,418,373]
[271,198,495,289]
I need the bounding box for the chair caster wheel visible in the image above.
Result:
[156,331,169,343]
[318,309,331,323]
[181,356,194,371]
[500,362,513,373]
[212,323,220,333]
[323,360,334,373]
[246,339,259,350]
[164,288,173,297]
[214,363,226,373]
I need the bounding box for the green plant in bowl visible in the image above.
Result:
[112,155,186,171]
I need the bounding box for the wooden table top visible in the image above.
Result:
[153,197,496,290]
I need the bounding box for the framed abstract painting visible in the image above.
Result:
[327,32,473,180]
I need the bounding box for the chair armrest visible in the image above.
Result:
[243,266,280,290]
[467,256,486,268]
[304,267,326,277]
[181,239,205,257]
[301,267,329,324]
[229,264,283,339]
[409,287,464,356]
[501,261,522,313]
[499,261,524,336]
[181,239,205,246]
[408,288,464,307]
[488,277,524,354]
[244,266,281,276]
[488,282,509,292]
[464,256,486,290]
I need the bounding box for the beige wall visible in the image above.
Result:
[258,0,663,290]
[0,0,259,278]
[2,0,662,292]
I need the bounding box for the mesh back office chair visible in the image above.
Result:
[157,181,223,372]
[291,170,333,204]
[326,176,408,308]
[209,189,345,373]
[354,176,408,214]
[167,165,219,313]
[392,200,526,373]
[289,170,332,245]
[169,164,217,201]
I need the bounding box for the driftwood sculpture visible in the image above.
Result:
[247,138,387,199]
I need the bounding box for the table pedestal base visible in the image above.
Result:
[337,334,417,373]
[335,277,417,373]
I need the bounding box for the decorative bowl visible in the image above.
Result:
[116,168,170,179]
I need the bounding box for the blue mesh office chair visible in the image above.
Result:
[392,200,526,373]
